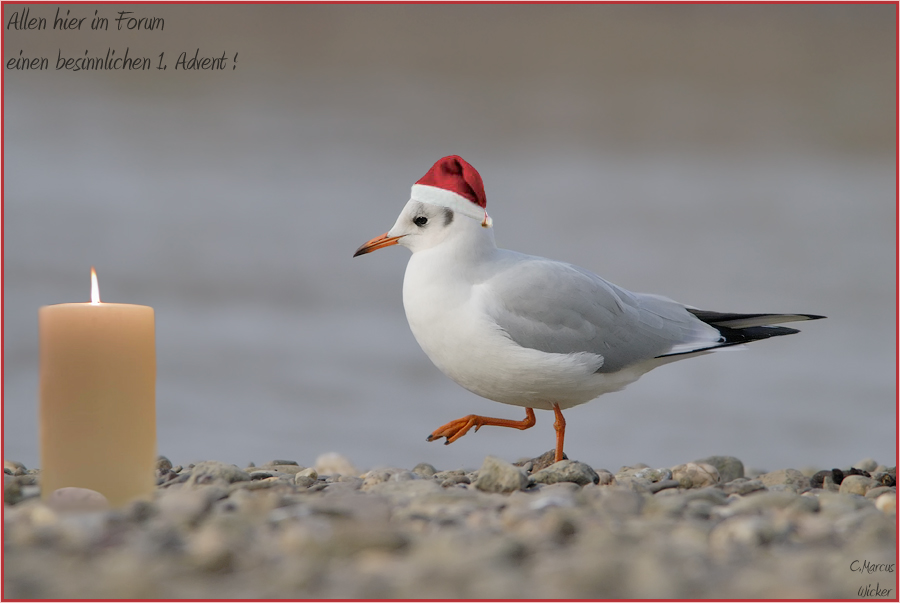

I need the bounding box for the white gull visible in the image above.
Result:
[354,155,823,463]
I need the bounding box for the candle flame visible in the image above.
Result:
[90,266,101,304]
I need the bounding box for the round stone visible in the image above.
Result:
[838,475,877,496]
[474,456,529,493]
[671,463,720,489]
[853,458,879,473]
[875,492,896,515]
[694,456,744,483]
[314,453,359,477]
[532,460,600,486]
[46,487,110,512]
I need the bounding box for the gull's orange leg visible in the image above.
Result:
[427,408,537,445]
[552,404,566,463]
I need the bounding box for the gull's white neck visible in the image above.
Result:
[410,217,499,278]
[402,216,499,329]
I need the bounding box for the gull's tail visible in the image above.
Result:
[656,310,825,360]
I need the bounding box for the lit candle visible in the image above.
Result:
[39,267,156,508]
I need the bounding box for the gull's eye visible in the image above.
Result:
[413,216,428,227]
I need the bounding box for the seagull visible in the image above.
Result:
[354,155,823,463]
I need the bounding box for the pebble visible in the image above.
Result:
[433,469,466,480]
[854,458,879,473]
[525,482,582,510]
[264,459,299,466]
[811,468,844,488]
[332,476,364,489]
[360,470,391,490]
[440,474,471,488]
[821,474,840,491]
[3,454,895,599]
[294,475,317,488]
[412,463,437,478]
[11,473,39,486]
[839,474,878,496]
[364,478,443,503]
[583,484,644,517]
[613,476,653,493]
[296,467,318,479]
[695,455,744,483]
[716,490,817,518]
[813,490,873,517]
[871,472,896,487]
[389,470,418,482]
[474,456,529,493]
[514,449,564,472]
[865,486,896,499]
[757,468,811,492]
[844,467,872,478]
[531,460,600,486]
[721,478,766,496]
[46,487,110,512]
[709,515,792,552]
[671,462,720,489]
[260,464,305,475]
[186,461,251,486]
[595,470,616,486]
[633,467,672,482]
[647,479,680,494]
[875,492,896,515]
[20,485,41,501]
[4,460,26,476]
[616,464,649,477]
[4,478,22,505]
[187,523,237,572]
[314,453,359,477]
[156,487,218,526]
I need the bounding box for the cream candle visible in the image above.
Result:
[39,267,156,508]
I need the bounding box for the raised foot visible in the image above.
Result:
[426,408,537,445]
[426,415,483,445]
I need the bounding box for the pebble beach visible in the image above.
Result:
[4,452,897,599]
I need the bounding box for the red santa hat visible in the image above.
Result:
[410,155,493,228]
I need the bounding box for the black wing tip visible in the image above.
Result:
[656,313,824,361]
[687,309,826,324]
[719,324,803,344]
[654,324,802,360]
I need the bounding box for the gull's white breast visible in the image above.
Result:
[401,247,655,411]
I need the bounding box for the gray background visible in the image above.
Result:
[4,4,896,472]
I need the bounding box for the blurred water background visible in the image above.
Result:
[4,4,895,472]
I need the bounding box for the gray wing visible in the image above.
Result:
[481,253,721,373]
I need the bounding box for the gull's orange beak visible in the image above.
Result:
[353,232,404,257]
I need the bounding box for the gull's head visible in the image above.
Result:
[354,155,492,257]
